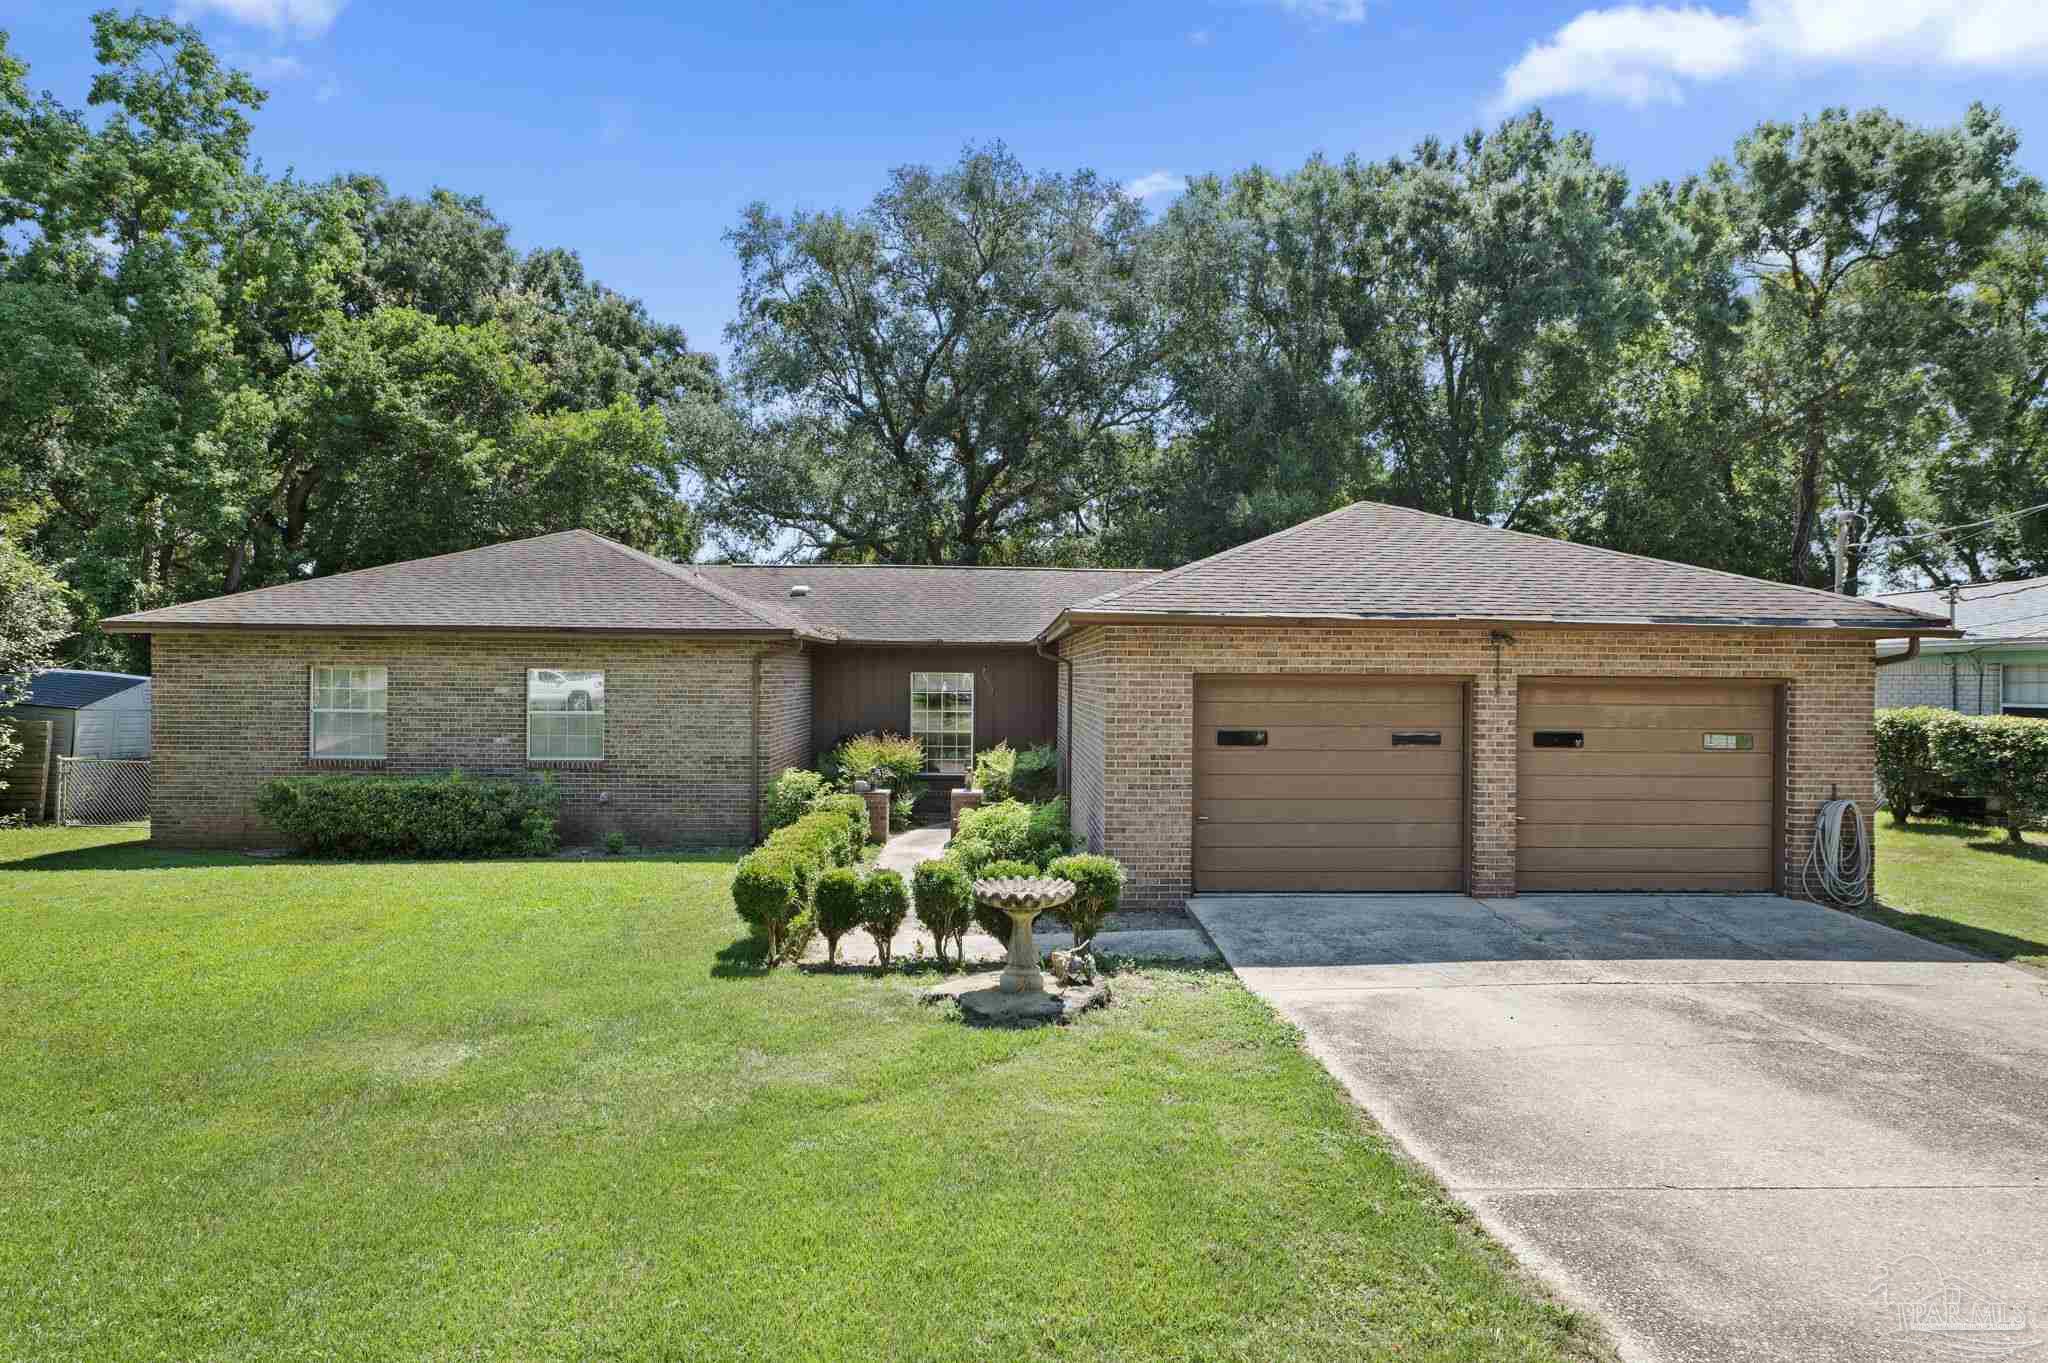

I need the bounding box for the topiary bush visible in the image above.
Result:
[253,771,561,858]
[732,848,806,962]
[763,767,828,835]
[972,742,1016,802]
[813,867,866,966]
[911,857,973,969]
[969,857,1041,946]
[1929,712,2048,844]
[954,799,1033,862]
[861,869,911,970]
[1047,853,1124,945]
[1873,707,1952,825]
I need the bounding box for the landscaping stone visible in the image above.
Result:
[920,970,1110,1024]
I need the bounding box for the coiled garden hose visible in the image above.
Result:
[1799,799,1870,906]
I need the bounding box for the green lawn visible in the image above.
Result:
[1873,819,2048,971]
[0,825,1600,1363]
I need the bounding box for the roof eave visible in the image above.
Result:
[99,618,822,642]
[1040,608,1964,641]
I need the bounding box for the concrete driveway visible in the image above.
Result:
[1188,893,2048,1363]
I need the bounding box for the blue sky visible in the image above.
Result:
[7,0,2048,362]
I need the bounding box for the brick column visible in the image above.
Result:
[862,788,892,844]
[1468,670,1519,897]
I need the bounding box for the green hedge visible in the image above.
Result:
[763,767,828,835]
[252,772,560,858]
[1876,706,2048,843]
[729,805,861,964]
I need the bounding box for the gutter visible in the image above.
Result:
[1873,637,1921,669]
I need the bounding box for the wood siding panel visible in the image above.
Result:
[808,646,1059,759]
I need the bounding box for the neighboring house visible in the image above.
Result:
[0,670,152,822]
[103,502,1951,907]
[1872,576,2048,718]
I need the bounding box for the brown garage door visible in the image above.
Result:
[1194,676,1465,892]
[1518,680,1777,892]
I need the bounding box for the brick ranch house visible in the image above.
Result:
[105,501,1953,909]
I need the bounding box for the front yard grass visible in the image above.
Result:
[0,825,1600,1362]
[1873,819,2048,971]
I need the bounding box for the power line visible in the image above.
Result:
[1948,578,2048,604]
[1852,500,2048,551]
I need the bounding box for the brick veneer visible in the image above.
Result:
[147,632,810,848]
[1059,622,1878,910]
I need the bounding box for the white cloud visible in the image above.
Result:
[1188,28,1214,45]
[242,53,307,81]
[175,0,347,38]
[1262,0,1369,20]
[1497,0,2048,108]
[1124,171,1188,201]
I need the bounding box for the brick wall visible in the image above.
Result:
[147,632,804,849]
[1873,652,2000,715]
[1060,622,1877,910]
[758,647,813,798]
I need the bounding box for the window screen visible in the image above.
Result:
[310,665,386,759]
[527,669,605,760]
[2006,665,2048,713]
[910,672,973,774]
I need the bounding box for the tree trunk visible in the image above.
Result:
[1789,397,1826,586]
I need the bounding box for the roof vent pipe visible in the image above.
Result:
[788,584,812,598]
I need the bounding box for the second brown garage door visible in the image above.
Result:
[1194,676,1465,892]
[1518,679,1778,892]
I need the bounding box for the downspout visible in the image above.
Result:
[1873,638,1921,670]
[1033,637,1071,795]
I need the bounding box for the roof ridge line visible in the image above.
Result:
[1069,501,1366,612]
[587,533,831,639]
[697,563,1160,574]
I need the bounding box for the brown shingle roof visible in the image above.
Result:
[1052,501,1955,636]
[695,564,1159,644]
[101,531,825,638]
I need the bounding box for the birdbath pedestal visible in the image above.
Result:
[972,876,1075,994]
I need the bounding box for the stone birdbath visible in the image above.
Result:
[974,876,1075,993]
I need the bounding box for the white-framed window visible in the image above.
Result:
[309,665,387,759]
[910,671,973,775]
[528,668,605,760]
[2004,664,2048,718]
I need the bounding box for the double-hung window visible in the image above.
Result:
[528,669,605,760]
[2005,664,2048,719]
[309,665,387,759]
[909,671,973,774]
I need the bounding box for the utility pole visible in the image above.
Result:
[1831,510,1858,595]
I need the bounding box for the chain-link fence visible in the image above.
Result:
[57,757,150,825]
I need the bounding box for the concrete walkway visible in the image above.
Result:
[1189,892,2048,1363]
[803,825,1218,967]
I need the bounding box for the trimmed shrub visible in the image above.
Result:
[947,834,996,877]
[956,797,1073,868]
[890,788,920,833]
[252,771,560,858]
[732,848,806,961]
[1873,707,1951,824]
[1013,742,1059,803]
[776,808,859,867]
[813,868,866,966]
[954,799,1033,862]
[911,857,973,969]
[763,767,828,835]
[973,742,1017,802]
[1929,713,2048,844]
[969,857,1041,946]
[814,793,871,852]
[861,869,911,970]
[1047,853,1124,945]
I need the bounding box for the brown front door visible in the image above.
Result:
[1193,676,1465,893]
[1517,679,1777,892]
